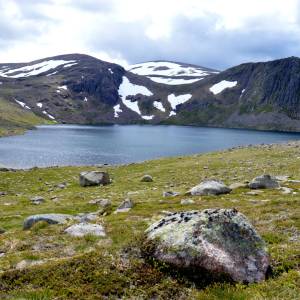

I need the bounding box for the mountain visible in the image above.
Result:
[1,54,300,134]
[172,56,300,131]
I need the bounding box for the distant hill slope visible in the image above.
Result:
[1,54,300,133]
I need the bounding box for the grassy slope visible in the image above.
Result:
[0,98,49,137]
[0,143,299,299]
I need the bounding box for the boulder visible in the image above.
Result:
[249,175,280,189]
[64,223,106,237]
[144,208,269,283]
[79,171,110,187]
[188,180,231,196]
[23,213,74,230]
[141,175,153,182]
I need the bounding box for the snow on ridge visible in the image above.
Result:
[14,99,30,109]
[118,76,153,115]
[168,93,192,110]
[0,60,76,78]
[148,76,201,85]
[114,104,122,118]
[153,101,165,112]
[142,115,154,120]
[128,61,217,78]
[42,110,55,120]
[210,80,237,95]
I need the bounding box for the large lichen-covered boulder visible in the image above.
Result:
[23,213,74,230]
[188,180,231,196]
[249,175,280,189]
[144,209,270,283]
[79,171,110,187]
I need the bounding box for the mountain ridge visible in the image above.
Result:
[0,53,300,134]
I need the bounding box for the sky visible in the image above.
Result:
[0,0,300,70]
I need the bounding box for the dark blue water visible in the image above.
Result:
[0,124,299,168]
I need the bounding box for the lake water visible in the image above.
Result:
[0,124,300,169]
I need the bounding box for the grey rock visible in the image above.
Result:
[23,213,74,230]
[0,191,7,196]
[163,191,179,197]
[115,198,134,213]
[30,196,45,205]
[141,174,153,182]
[229,182,248,190]
[79,171,110,187]
[180,199,195,205]
[249,175,280,189]
[144,208,270,283]
[64,223,106,237]
[88,198,111,208]
[188,180,231,196]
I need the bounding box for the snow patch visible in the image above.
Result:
[14,99,30,109]
[118,76,152,115]
[43,111,55,120]
[0,60,76,78]
[36,102,43,108]
[46,71,58,76]
[210,80,238,95]
[148,76,201,85]
[168,93,192,110]
[142,115,154,120]
[108,68,113,74]
[153,101,165,112]
[58,85,68,90]
[63,62,77,68]
[84,97,88,102]
[113,104,122,118]
[169,111,176,117]
[129,61,214,77]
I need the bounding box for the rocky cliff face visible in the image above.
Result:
[1,54,300,131]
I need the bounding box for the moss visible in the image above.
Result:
[0,142,299,298]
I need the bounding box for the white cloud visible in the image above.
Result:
[0,0,299,69]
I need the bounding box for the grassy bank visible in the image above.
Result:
[0,142,299,299]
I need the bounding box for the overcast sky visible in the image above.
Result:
[0,0,300,70]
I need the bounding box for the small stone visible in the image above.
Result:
[88,198,111,208]
[79,171,110,187]
[180,199,195,205]
[188,180,231,196]
[163,191,179,197]
[16,259,44,270]
[64,223,106,237]
[141,175,153,182]
[30,196,45,205]
[0,192,7,196]
[115,198,134,213]
[229,182,248,190]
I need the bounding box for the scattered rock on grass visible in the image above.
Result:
[64,223,106,237]
[141,175,153,182]
[188,180,231,196]
[23,213,74,230]
[79,171,110,187]
[163,191,179,197]
[249,175,279,189]
[115,198,134,213]
[89,198,111,208]
[30,196,45,205]
[180,199,195,205]
[144,208,270,283]
[229,182,248,190]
